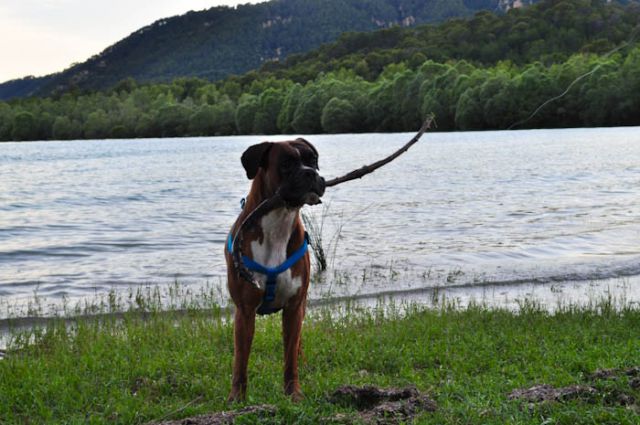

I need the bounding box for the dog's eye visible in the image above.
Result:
[280,158,298,172]
[301,152,318,169]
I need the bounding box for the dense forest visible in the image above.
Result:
[0,0,539,100]
[257,0,638,82]
[1,0,639,141]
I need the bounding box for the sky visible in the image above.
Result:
[0,0,267,83]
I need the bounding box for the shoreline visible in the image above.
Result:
[2,272,638,327]
[2,273,638,353]
[2,124,639,144]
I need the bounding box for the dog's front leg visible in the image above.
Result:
[282,303,305,401]
[229,306,256,402]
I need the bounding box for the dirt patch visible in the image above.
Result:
[328,385,437,424]
[590,366,640,381]
[149,386,435,425]
[151,404,276,425]
[588,366,639,406]
[510,365,640,407]
[508,384,597,403]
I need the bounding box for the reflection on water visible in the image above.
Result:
[1,127,640,316]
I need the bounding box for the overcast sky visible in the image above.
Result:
[0,0,267,82]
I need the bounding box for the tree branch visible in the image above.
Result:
[231,115,435,287]
[325,114,435,188]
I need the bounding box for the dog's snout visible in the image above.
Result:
[317,176,326,194]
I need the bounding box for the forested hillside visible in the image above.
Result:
[1,0,639,141]
[0,0,539,100]
[255,0,638,83]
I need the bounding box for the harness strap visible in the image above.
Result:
[227,232,309,315]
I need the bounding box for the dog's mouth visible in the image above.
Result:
[305,177,326,205]
[283,188,323,207]
[303,192,322,205]
[279,172,325,207]
[282,184,325,207]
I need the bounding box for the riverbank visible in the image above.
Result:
[1,296,639,424]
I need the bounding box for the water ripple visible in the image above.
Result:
[1,128,640,312]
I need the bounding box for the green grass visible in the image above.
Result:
[1,297,639,424]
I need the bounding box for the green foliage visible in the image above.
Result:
[291,88,325,134]
[156,104,191,137]
[52,116,75,140]
[0,103,13,139]
[255,88,286,134]
[1,0,535,100]
[258,0,639,85]
[1,1,639,141]
[321,97,358,133]
[11,111,36,141]
[277,83,303,133]
[235,94,260,134]
[188,105,217,136]
[84,109,110,139]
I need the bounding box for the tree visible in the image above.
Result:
[156,104,190,137]
[277,83,303,133]
[189,105,217,136]
[0,103,13,140]
[253,88,285,135]
[454,87,484,130]
[11,111,37,141]
[291,88,324,134]
[211,97,236,135]
[321,97,358,133]
[235,94,260,134]
[483,73,519,129]
[52,116,74,140]
[85,109,110,139]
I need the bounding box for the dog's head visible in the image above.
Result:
[241,138,325,207]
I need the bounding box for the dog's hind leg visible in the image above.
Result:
[228,307,256,402]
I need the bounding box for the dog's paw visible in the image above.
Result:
[289,389,305,403]
[227,388,246,404]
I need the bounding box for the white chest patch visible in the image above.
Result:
[249,209,304,309]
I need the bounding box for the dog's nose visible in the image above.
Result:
[316,176,326,196]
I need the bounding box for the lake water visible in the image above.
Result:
[1,127,640,317]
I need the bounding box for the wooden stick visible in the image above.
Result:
[325,115,435,188]
[232,115,434,286]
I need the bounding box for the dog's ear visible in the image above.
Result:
[241,142,273,179]
[294,138,318,158]
[293,138,319,169]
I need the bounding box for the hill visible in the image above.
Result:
[1,0,639,141]
[250,0,638,84]
[0,0,539,100]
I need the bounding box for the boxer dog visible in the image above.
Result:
[225,138,325,402]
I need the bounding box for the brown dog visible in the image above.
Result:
[225,138,325,402]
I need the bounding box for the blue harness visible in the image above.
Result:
[227,231,309,315]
